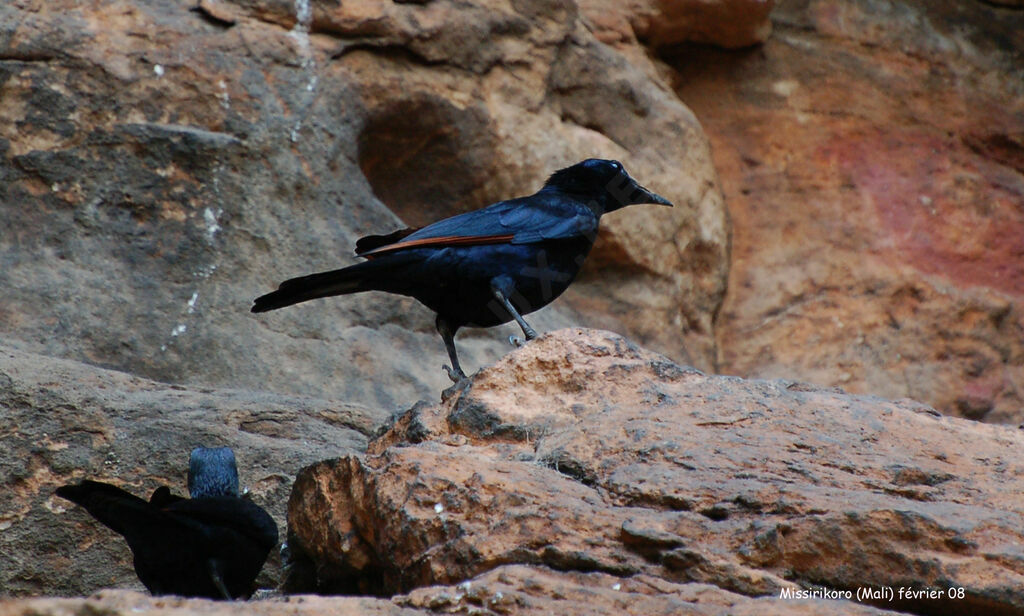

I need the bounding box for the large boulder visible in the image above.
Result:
[288,328,1024,614]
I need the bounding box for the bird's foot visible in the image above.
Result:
[441,373,471,402]
[208,559,232,600]
[524,326,538,340]
[443,364,467,383]
[509,330,537,347]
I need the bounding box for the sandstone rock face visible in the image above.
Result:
[0,344,382,597]
[5,2,1024,614]
[288,329,1024,615]
[0,0,728,411]
[671,0,1024,422]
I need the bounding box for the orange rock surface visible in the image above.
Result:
[288,329,1024,614]
[673,0,1024,421]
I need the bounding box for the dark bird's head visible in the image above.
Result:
[188,447,240,499]
[543,158,672,215]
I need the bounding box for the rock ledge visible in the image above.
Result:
[286,328,1024,615]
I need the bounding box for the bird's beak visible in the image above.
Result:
[631,182,673,207]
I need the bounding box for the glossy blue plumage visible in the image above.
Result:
[253,158,671,379]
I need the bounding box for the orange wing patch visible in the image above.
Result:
[360,234,516,259]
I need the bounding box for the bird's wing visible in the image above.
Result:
[57,480,202,548]
[357,194,597,259]
[57,481,156,536]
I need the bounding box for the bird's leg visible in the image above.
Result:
[207,559,232,600]
[491,281,537,344]
[436,316,466,383]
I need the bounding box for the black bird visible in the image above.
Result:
[56,447,278,600]
[252,158,671,380]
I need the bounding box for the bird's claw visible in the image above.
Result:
[443,364,467,384]
[441,371,471,402]
[509,330,537,347]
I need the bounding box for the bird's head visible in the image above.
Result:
[543,158,672,215]
[188,446,240,499]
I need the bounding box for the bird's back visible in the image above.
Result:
[144,496,278,599]
[355,192,599,259]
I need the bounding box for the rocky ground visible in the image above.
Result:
[4,329,1024,615]
[0,579,897,616]
[287,329,1024,614]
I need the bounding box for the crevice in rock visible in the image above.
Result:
[355,95,504,230]
[0,53,61,63]
[189,5,236,29]
[962,132,1024,174]
[619,519,686,564]
[539,547,638,577]
[699,504,730,521]
[330,41,441,67]
[539,452,598,488]
[609,490,695,513]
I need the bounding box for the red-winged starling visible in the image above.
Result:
[252,158,672,381]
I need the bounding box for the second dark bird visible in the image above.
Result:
[252,158,672,380]
[56,447,278,600]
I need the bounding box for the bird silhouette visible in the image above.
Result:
[56,447,278,600]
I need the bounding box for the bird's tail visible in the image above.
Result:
[251,262,376,313]
[56,481,157,537]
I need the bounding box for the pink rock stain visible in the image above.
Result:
[830,129,1024,297]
